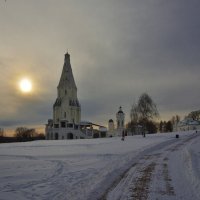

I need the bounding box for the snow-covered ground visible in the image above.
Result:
[0,131,199,200]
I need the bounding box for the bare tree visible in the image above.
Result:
[137,93,159,137]
[130,103,140,134]
[159,121,163,133]
[170,115,181,131]
[171,116,176,126]
[187,110,200,120]
[0,128,4,137]
[130,104,139,122]
[15,127,37,141]
[175,115,180,123]
[130,93,159,137]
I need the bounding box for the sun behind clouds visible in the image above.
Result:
[19,78,32,93]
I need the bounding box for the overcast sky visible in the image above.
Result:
[0,0,200,135]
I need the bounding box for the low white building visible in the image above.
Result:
[177,118,200,131]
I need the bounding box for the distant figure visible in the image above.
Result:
[121,130,125,141]
[125,130,127,136]
[142,131,146,137]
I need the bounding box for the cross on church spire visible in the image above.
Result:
[65,52,70,61]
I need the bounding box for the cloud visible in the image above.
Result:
[0,0,200,133]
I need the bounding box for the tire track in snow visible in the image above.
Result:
[103,133,199,200]
[130,162,156,200]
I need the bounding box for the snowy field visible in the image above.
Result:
[0,131,200,200]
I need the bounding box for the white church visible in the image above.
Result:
[107,106,126,137]
[45,53,108,140]
[45,53,126,140]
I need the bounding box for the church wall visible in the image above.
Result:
[108,122,114,132]
[53,88,80,124]
[116,113,125,129]
[46,127,87,140]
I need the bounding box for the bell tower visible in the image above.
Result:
[116,106,125,134]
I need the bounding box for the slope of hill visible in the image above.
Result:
[0,131,199,200]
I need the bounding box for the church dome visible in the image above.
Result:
[117,106,124,114]
[109,119,114,123]
[118,110,124,114]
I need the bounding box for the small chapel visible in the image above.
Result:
[45,53,106,140]
[107,106,125,137]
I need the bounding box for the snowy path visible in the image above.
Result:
[106,133,200,200]
[0,132,199,200]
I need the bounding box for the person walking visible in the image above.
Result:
[121,130,125,141]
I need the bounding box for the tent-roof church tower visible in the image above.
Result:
[53,53,81,125]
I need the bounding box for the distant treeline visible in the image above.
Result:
[0,127,45,143]
[0,136,18,143]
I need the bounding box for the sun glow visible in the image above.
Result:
[19,78,32,93]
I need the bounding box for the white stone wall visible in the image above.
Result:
[177,124,200,131]
[46,127,87,140]
[108,121,115,132]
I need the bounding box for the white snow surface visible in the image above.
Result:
[0,131,200,200]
